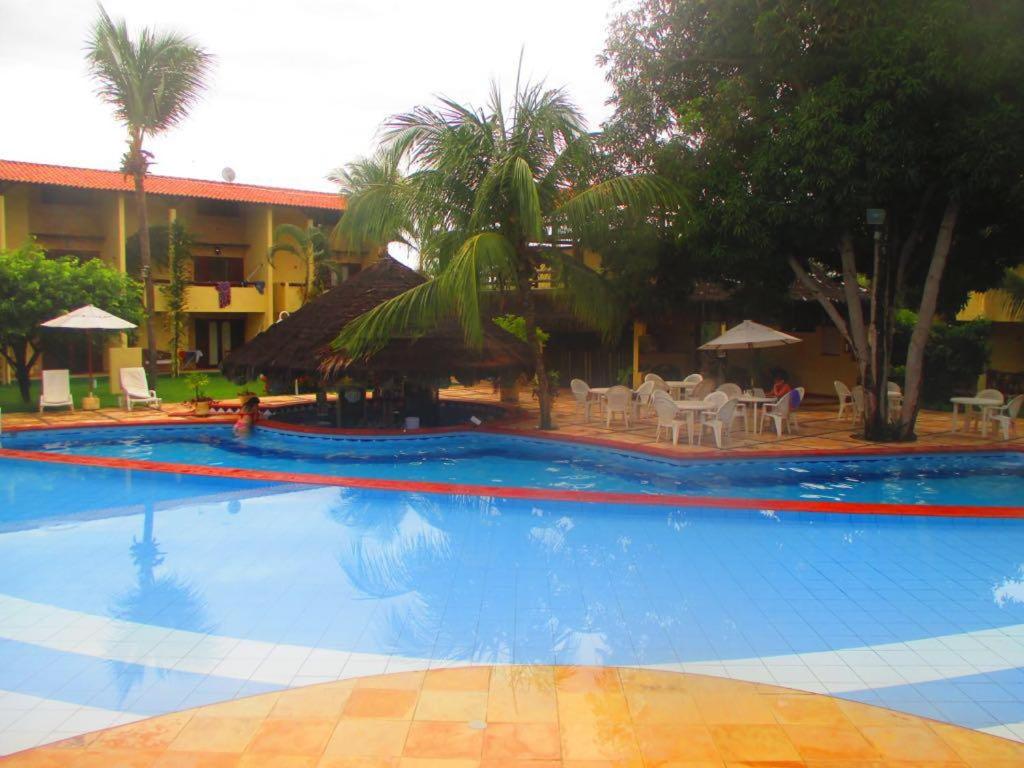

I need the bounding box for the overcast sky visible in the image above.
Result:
[1,0,622,193]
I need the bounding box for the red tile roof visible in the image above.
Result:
[0,159,344,211]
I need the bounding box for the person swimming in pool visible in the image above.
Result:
[234,396,260,434]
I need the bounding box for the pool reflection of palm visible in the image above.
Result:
[109,504,211,702]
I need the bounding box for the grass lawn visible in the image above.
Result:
[0,372,263,413]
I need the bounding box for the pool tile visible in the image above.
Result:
[693,692,777,725]
[423,667,492,691]
[765,694,851,726]
[623,688,702,723]
[237,754,319,768]
[152,752,240,767]
[634,722,719,762]
[403,721,484,759]
[245,715,336,755]
[554,667,621,694]
[271,684,354,718]
[782,724,880,760]
[482,722,561,760]
[928,720,1024,764]
[343,688,419,720]
[166,715,264,753]
[415,690,488,722]
[859,725,962,761]
[322,719,410,758]
[708,724,801,762]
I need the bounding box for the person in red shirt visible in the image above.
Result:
[771,372,792,399]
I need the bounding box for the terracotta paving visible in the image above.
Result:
[3,387,1019,458]
[442,385,1024,457]
[4,665,1023,767]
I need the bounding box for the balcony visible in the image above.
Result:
[151,282,269,314]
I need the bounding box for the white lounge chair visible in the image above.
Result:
[887,381,904,418]
[654,395,684,445]
[699,397,740,448]
[604,385,632,428]
[39,369,74,413]
[835,380,854,419]
[120,367,162,411]
[570,378,593,422]
[991,394,1023,440]
[976,388,1004,434]
[850,385,865,422]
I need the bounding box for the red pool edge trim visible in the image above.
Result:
[1,446,1022,519]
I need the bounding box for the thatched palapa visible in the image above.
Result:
[221,256,532,386]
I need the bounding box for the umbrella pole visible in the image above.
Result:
[87,330,94,395]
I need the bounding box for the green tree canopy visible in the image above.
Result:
[601,0,1024,439]
[0,242,144,402]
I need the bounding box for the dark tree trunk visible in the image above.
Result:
[12,343,32,404]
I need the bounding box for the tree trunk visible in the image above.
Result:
[132,170,158,384]
[517,262,552,430]
[11,342,32,403]
[899,197,960,440]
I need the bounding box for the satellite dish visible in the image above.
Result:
[221,167,236,182]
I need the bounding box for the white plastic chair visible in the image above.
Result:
[835,380,854,419]
[120,367,162,411]
[761,390,796,437]
[644,372,666,386]
[654,396,684,446]
[850,385,865,421]
[39,370,74,412]
[633,380,656,418]
[887,381,904,418]
[974,388,1004,433]
[604,385,632,429]
[690,378,716,401]
[681,372,703,398]
[570,378,592,422]
[699,397,740,448]
[716,383,748,432]
[991,394,1023,440]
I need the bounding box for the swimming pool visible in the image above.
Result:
[2,427,1024,751]
[2,423,1023,508]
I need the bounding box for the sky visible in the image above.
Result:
[0,0,622,193]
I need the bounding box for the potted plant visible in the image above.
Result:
[187,372,214,416]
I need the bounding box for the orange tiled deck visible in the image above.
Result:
[5,666,1023,767]
[2,386,1020,458]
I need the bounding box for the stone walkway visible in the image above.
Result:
[5,666,1023,767]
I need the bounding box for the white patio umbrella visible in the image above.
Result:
[699,320,801,386]
[42,305,137,393]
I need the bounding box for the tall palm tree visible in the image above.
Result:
[333,76,679,429]
[268,223,332,301]
[86,6,213,381]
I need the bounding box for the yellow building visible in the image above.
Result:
[0,159,374,382]
[956,268,1024,391]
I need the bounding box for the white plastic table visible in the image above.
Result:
[739,393,777,434]
[672,399,715,445]
[950,396,1002,435]
[666,381,699,399]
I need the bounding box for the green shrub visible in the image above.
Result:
[891,311,991,409]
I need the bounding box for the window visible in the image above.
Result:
[193,256,244,283]
[40,187,93,206]
[196,199,241,218]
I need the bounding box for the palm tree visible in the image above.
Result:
[333,76,678,429]
[86,6,213,381]
[268,223,332,302]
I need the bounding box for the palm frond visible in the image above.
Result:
[332,232,517,360]
[541,249,624,342]
[553,175,682,238]
[86,6,212,136]
[506,156,543,242]
[1003,269,1024,318]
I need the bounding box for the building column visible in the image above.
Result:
[632,320,646,387]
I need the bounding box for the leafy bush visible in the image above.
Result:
[891,311,991,408]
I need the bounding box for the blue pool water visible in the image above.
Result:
[1,452,1024,741]
[3,424,1023,506]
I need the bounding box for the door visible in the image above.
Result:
[195,318,245,366]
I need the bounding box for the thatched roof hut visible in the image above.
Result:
[221,256,532,386]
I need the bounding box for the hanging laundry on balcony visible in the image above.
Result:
[216,281,232,308]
